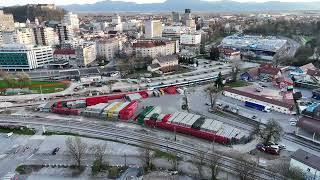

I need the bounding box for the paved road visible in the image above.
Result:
[0,116,284,180]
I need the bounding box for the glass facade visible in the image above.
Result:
[0,52,28,66]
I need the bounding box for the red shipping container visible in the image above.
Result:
[164,86,177,94]
[161,114,172,123]
[138,91,149,98]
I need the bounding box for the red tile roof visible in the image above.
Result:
[224,87,294,109]
[133,41,171,48]
[259,64,281,76]
[54,49,75,55]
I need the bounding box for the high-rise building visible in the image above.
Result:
[63,12,79,30]
[186,19,196,30]
[172,12,181,23]
[0,10,14,31]
[76,43,97,66]
[144,20,162,39]
[33,26,57,46]
[183,9,192,25]
[0,44,53,70]
[112,14,121,25]
[1,28,34,45]
[57,24,74,44]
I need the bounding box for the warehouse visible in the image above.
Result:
[223,87,295,114]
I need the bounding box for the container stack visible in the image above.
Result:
[82,103,109,118]
[137,106,154,124]
[144,106,161,121]
[119,101,139,120]
[67,100,86,108]
[101,102,119,119]
[191,117,206,130]
[111,102,130,118]
[107,102,124,119]
[126,93,142,101]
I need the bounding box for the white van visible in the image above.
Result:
[7,132,13,138]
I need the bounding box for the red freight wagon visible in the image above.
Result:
[138,91,149,98]
[161,114,172,123]
[107,94,126,101]
[86,96,109,106]
[119,101,139,120]
[164,86,177,94]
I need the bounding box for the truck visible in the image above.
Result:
[245,101,271,112]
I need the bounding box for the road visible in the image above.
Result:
[0,115,284,180]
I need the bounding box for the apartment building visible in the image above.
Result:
[96,37,125,61]
[133,40,178,58]
[0,10,14,31]
[144,20,162,39]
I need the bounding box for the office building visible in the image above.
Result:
[76,43,97,66]
[63,12,79,30]
[33,26,57,46]
[180,34,201,45]
[0,44,53,70]
[133,39,178,58]
[112,14,121,25]
[172,12,181,23]
[183,9,192,25]
[1,28,34,45]
[57,24,74,44]
[144,20,162,39]
[0,10,14,31]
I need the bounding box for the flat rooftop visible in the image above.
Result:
[220,35,287,52]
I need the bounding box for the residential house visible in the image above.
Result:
[304,69,320,84]
[53,49,76,61]
[240,67,259,81]
[290,149,320,180]
[240,64,281,82]
[219,48,241,61]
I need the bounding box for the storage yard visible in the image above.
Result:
[41,86,250,145]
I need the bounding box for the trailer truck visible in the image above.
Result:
[245,101,271,112]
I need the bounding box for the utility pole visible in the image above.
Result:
[174,126,176,141]
[124,153,127,167]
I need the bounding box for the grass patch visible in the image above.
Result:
[0,80,69,94]
[226,80,250,87]
[154,150,181,161]
[0,125,36,135]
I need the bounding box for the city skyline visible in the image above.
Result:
[1,0,320,6]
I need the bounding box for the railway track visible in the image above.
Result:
[0,117,284,180]
[283,133,320,153]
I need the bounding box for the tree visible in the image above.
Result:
[65,136,88,168]
[0,70,8,78]
[254,119,283,144]
[170,152,179,171]
[3,74,16,88]
[215,72,224,88]
[193,150,205,179]
[139,140,154,171]
[209,149,221,180]
[205,84,222,109]
[16,72,30,88]
[236,156,257,180]
[107,81,113,93]
[92,143,107,175]
[231,61,241,82]
[269,161,305,180]
[210,47,220,60]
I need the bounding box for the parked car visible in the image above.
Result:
[256,144,280,155]
[52,147,60,155]
[251,115,257,119]
[290,121,297,126]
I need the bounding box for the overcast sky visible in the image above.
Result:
[1,0,319,7]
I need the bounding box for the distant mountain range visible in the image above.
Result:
[61,0,320,12]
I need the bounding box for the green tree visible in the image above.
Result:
[210,47,220,60]
[91,143,107,176]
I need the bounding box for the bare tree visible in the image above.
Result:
[65,136,88,168]
[253,119,283,144]
[205,84,222,109]
[269,161,305,180]
[92,143,107,175]
[231,60,241,82]
[236,156,257,180]
[193,150,205,179]
[170,151,179,171]
[139,140,154,171]
[16,72,30,88]
[209,149,221,180]
[3,74,16,88]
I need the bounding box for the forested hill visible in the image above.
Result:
[2,5,67,23]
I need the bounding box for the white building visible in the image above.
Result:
[76,43,96,66]
[63,12,79,30]
[33,26,58,46]
[96,37,125,61]
[0,44,53,70]
[180,33,201,45]
[290,149,320,180]
[133,40,178,58]
[223,87,295,114]
[112,14,121,25]
[144,20,162,39]
[57,24,75,44]
[0,10,14,31]
[1,28,34,45]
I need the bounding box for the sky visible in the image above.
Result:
[1,0,319,7]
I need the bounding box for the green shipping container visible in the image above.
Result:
[138,106,154,124]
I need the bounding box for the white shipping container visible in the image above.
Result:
[145,106,162,118]
[168,112,180,123]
